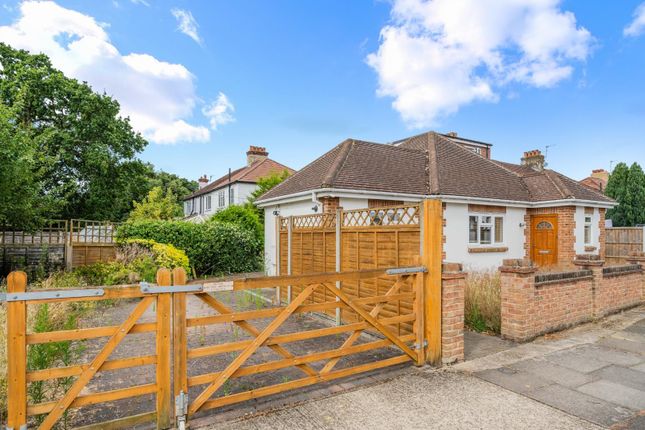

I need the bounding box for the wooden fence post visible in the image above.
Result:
[172,268,188,406]
[155,268,172,429]
[275,216,281,304]
[7,271,28,430]
[335,208,342,325]
[422,200,442,365]
[287,216,293,304]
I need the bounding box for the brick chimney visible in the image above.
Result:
[198,174,209,189]
[591,169,609,183]
[521,150,545,172]
[246,146,268,166]
[446,131,458,137]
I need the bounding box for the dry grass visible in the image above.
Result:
[465,270,501,334]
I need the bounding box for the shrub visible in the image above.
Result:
[209,205,263,242]
[117,238,190,274]
[465,271,501,334]
[116,220,262,276]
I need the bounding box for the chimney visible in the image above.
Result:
[198,174,209,189]
[591,169,609,183]
[446,131,458,137]
[521,150,545,172]
[246,146,268,166]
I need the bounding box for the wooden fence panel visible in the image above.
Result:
[605,227,645,265]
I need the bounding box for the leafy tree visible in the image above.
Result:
[146,169,198,201]
[128,187,182,221]
[209,205,263,242]
[0,104,50,229]
[0,43,149,221]
[247,169,292,222]
[606,162,645,226]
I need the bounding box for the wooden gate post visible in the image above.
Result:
[155,268,172,429]
[172,268,188,402]
[421,200,442,365]
[7,271,28,430]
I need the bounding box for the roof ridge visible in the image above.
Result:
[544,170,573,199]
[322,139,353,188]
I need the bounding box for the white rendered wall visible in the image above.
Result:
[574,206,600,255]
[263,199,322,275]
[443,202,526,271]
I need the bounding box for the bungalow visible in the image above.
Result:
[256,131,615,273]
[182,146,294,221]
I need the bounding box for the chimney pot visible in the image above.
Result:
[521,149,545,171]
[198,175,209,189]
[446,131,458,137]
[246,146,268,166]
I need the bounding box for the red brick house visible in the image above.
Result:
[256,131,615,273]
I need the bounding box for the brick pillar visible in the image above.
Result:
[441,262,465,364]
[627,252,645,301]
[499,259,537,342]
[573,254,605,318]
[320,197,340,214]
[598,209,606,260]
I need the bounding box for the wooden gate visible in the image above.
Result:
[4,266,426,429]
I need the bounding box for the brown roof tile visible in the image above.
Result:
[257,131,614,205]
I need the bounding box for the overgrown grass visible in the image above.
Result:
[465,271,501,334]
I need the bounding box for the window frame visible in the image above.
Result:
[218,190,225,207]
[584,214,593,245]
[229,187,235,205]
[468,213,504,246]
[205,195,212,211]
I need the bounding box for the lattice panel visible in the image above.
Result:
[286,214,337,231]
[342,205,420,228]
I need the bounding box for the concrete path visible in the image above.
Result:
[194,306,645,430]
[458,306,645,429]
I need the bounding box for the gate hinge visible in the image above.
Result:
[175,390,189,430]
[414,340,428,350]
[140,282,203,294]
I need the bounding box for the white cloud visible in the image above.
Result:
[0,1,215,144]
[202,92,235,130]
[367,0,593,127]
[131,0,150,6]
[171,8,201,45]
[624,2,645,37]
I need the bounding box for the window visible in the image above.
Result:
[205,195,212,210]
[584,215,593,244]
[229,187,235,205]
[469,214,504,245]
[218,191,225,207]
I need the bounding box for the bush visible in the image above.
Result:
[465,271,501,334]
[116,220,262,276]
[209,205,263,242]
[117,239,190,274]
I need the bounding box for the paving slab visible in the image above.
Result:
[475,367,553,394]
[526,383,635,428]
[590,365,645,392]
[632,362,645,372]
[597,337,645,355]
[543,347,612,373]
[509,358,593,388]
[625,320,645,335]
[572,344,644,366]
[464,330,515,360]
[577,379,645,410]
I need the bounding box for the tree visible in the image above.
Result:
[246,169,292,222]
[146,169,198,201]
[606,162,645,226]
[0,43,149,221]
[128,187,182,221]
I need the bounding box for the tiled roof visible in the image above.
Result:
[257,131,614,205]
[184,158,294,200]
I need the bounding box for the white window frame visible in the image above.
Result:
[218,191,225,207]
[205,195,212,211]
[229,187,235,205]
[185,200,192,214]
[584,214,593,245]
[469,214,504,246]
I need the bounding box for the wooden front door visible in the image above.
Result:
[531,215,558,266]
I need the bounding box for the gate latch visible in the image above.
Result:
[175,390,189,430]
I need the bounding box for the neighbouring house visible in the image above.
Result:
[182,146,294,221]
[256,131,615,273]
[580,168,610,193]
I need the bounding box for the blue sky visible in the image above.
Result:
[1,0,645,182]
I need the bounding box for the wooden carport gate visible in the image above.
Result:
[4,263,434,429]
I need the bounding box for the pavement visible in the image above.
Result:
[195,305,645,430]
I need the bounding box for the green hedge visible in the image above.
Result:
[209,205,263,242]
[116,220,262,276]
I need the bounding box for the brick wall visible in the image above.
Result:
[524,206,577,266]
[499,257,644,342]
[320,197,340,213]
[441,263,465,364]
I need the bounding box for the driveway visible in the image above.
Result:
[195,306,645,430]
